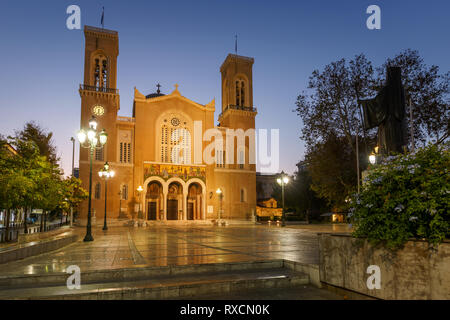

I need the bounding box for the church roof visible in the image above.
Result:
[145,92,165,99]
[145,83,165,99]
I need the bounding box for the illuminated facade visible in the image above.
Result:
[78,26,257,223]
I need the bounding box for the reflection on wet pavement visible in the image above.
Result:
[0,224,351,276]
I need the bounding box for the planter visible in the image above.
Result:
[318,233,450,299]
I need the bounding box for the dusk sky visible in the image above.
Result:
[0,0,448,176]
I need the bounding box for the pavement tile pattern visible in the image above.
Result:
[0,224,352,276]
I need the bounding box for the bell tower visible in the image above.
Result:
[220,55,253,111]
[217,54,257,220]
[219,54,256,129]
[78,26,120,221]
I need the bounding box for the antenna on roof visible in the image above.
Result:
[235,34,238,55]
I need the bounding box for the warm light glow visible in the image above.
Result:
[369,154,376,165]
[89,116,98,130]
[104,162,110,171]
[98,171,103,177]
[276,178,282,185]
[77,130,86,144]
[99,129,108,145]
[92,137,98,147]
[110,170,115,178]
[87,129,95,141]
[137,185,143,192]
[216,188,222,194]
[283,176,289,184]
[374,146,379,154]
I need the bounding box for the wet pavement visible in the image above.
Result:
[0,224,351,276]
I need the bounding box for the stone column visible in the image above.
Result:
[183,193,188,220]
[202,191,206,220]
[163,192,167,220]
[195,195,200,220]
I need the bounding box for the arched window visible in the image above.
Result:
[93,55,108,88]
[160,116,191,164]
[94,182,101,200]
[161,125,169,162]
[240,189,246,202]
[235,79,246,106]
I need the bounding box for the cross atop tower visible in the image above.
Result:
[156,83,161,94]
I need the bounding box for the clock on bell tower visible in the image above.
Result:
[78,26,120,222]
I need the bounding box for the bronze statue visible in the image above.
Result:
[359,67,407,154]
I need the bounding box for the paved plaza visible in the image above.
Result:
[0,224,351,276]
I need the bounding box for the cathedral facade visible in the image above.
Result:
[78,26,257,224]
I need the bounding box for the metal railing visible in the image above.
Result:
[0,220,70,243]
[219,105,257,118]
[80,84,119,94]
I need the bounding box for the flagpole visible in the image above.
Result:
[101,7,104,29]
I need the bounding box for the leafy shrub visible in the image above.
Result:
[349,143,450,249]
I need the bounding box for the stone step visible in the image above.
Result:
[0,231,78,265]
[0,267,309,300]
[0,260,285,288]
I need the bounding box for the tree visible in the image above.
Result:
[295,54,377,157]
[0,136,66,236]
[296,50,449,156]
[295,50,448,207]
[271,166,329,221]
[0,139,34,240]
[37,159,64,230]
[294,162,329,221]
[14,121,60,165]
[59,176,88,222]
[304,134,368,210]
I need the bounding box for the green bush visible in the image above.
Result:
[349,143,450,249]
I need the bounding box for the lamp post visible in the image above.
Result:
[368,153,376,165]
[277,171,289,227]
[70,137,75,176]
[77,115,108,242]
[98,162,115,231]
[137,186,143,221]
[369,146,379,165]
[216,188,223,224]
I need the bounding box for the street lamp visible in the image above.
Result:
[70,137,75,176]
[137,185,143,221]
[216,188,224,225]
[98,162,115,231]
[369,153,376,165]
[77,115,108,241]
[277,171,289,227]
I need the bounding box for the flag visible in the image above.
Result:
[235,35,237,54]
[101,7,104,28]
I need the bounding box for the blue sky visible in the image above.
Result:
[0,0,448,176]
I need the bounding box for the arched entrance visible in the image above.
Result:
[146,181,163,220]
[187,183,203,220]
[167,181,183,220]
[142,176,206,221]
